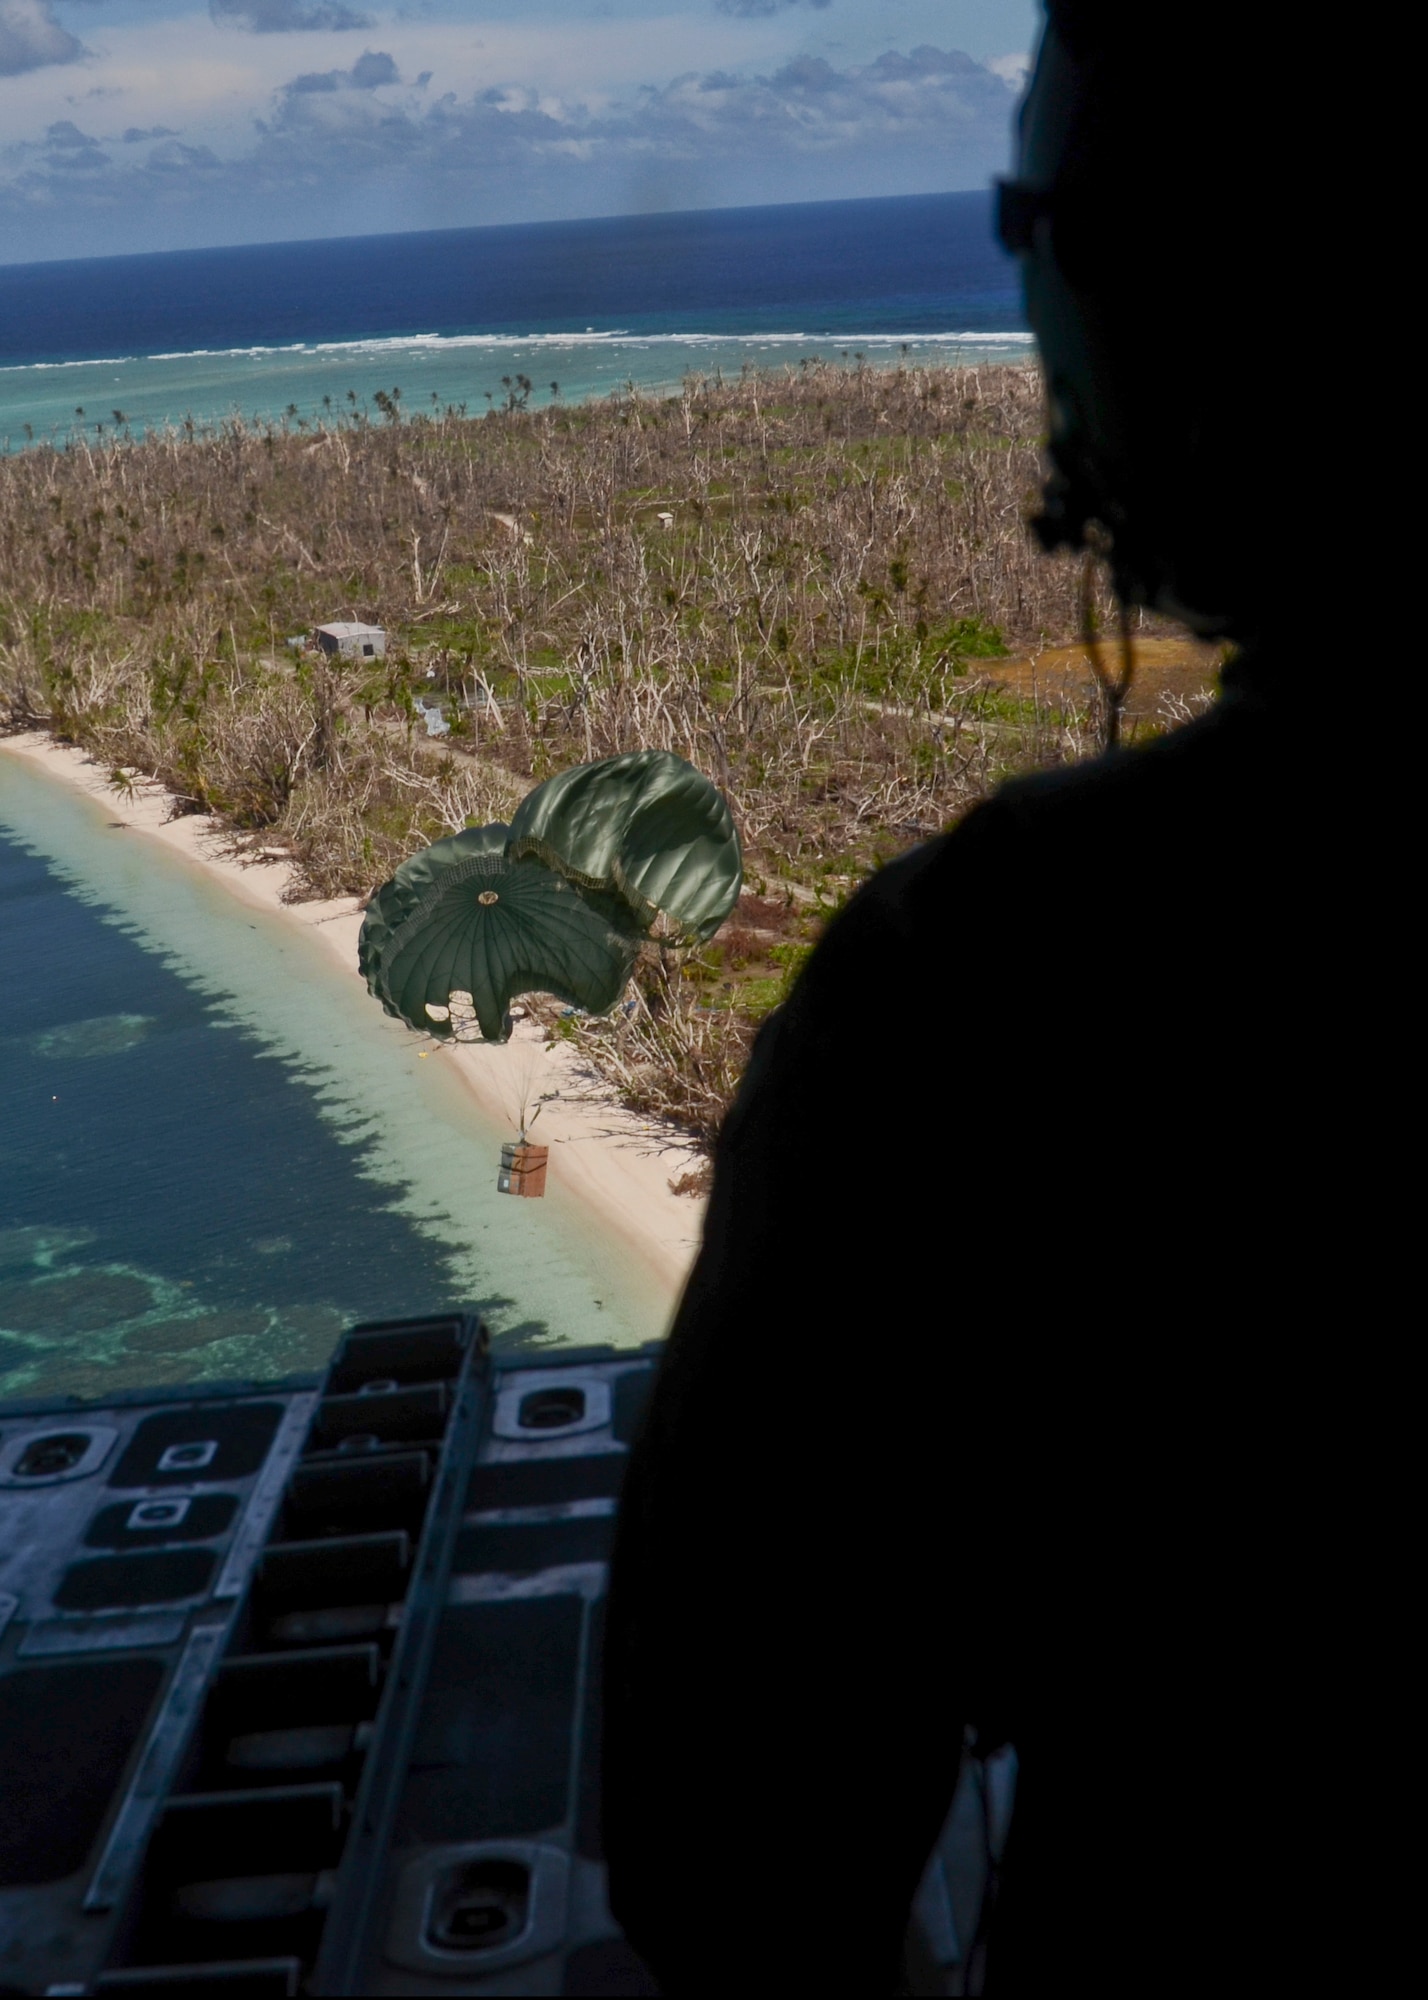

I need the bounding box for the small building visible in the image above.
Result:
[315,622,386,661]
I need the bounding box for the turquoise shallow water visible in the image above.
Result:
[0,752,669,1403]
[0,330,1035,451]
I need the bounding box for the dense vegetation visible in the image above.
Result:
[0,362,1157,1143]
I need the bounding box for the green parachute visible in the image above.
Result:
[507,747,742,944]
[359,751,742,1043]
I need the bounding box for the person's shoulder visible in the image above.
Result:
[832,695,1276,951]
[996,695,1268,824]
[896,704,1264,884]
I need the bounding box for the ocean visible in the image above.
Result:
[0,190,1030,449]
[0,754,668,1403]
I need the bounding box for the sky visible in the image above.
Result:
[0,1,1039,264]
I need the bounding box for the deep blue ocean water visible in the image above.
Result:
[0,192,1019,362]
[0,191,1030,446]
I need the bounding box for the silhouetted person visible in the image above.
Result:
[605,8,1378,1991]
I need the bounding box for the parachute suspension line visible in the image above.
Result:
[509,1037,547,1146]
[1080,546,1135,753]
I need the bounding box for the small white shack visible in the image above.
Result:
[315,622,386,661]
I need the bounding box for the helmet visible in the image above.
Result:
[998,6,1303,642]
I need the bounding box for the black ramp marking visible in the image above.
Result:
[394,1596,583,1841]
[0,1659,165,1886]
[466,1455,628,1510]
[452,1513,614,1576]
[576,1594,606,1860]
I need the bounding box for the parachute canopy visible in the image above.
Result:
[507,748,742,945]
[359,752,741,1043]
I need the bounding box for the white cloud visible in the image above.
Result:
[0,28,1020,258]
[39,117,109,169]
[142,135,223,172]
[0,0,84,77]
[1,10,833,157]
[715,0,830,15]
[210,0,372,31]
[985,51,1028,89]
[287,47,398,91]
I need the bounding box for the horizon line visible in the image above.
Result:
[0,184,995,279]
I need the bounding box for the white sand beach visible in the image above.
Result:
[0,732,707,1323]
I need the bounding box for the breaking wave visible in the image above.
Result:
[3,328,1034,376]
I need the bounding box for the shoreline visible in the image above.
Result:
[0,338,1035,456]
[0,731,706,1322]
